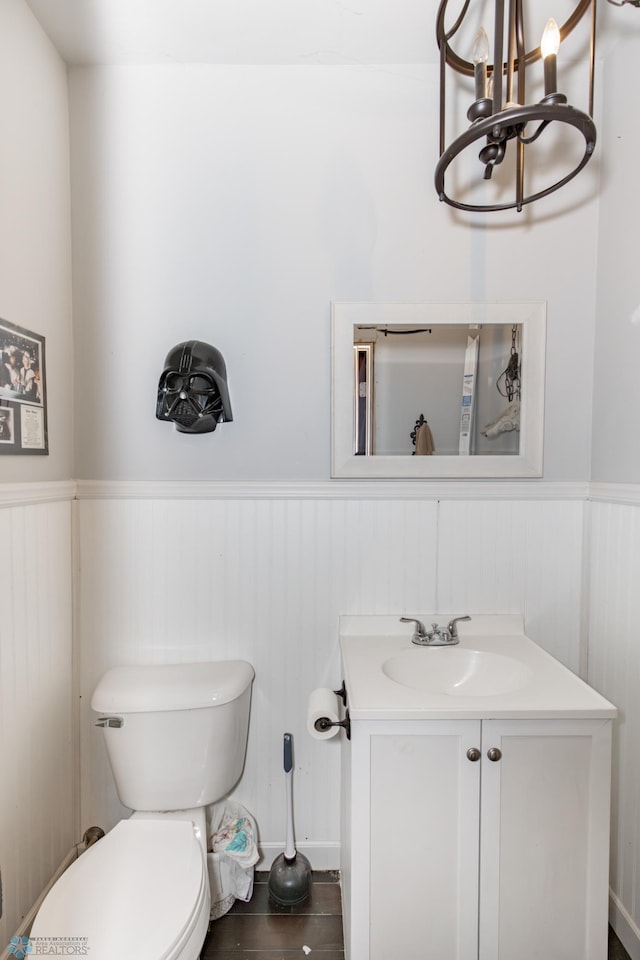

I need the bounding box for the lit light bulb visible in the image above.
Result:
[472,27,489,100]
[541,18,561,59]
[541,18,560,95]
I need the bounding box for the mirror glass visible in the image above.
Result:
[332,302,546,479]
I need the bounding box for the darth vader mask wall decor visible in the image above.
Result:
[156,340,233,434]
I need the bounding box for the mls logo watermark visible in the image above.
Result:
[7,937,89,956]
[8,937,31,958]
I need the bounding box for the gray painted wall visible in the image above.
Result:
[0,0,73,482]
[592,39,640,483]
[68,64,600,481]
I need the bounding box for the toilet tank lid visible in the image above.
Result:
[91,660,254,713]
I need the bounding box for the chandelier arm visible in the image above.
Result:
[589,0,597,116]
[436,0,472,44]
[515,0,526,213]
[518,119,551,145]
[436,0,592,77]
[516,140,524,213]
[516,0,525,104]
[439,39,447,155]
[506,0,518,106]
[493,0,505,113]
[559,0,596,38]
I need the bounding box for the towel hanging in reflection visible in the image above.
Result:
[413,417,435,456]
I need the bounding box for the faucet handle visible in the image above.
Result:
[447,615,472,639]
[400,616,427,640]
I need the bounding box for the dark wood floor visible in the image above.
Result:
[201,870,630,960]
[201,871,344,959]
[610,926,632,960]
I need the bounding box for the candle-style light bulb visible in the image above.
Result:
[541,18,561,59]
[541,18,560,96]
[472,27,489,100]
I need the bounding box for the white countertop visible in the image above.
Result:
[339,615,617,720]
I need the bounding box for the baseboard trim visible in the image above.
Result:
[610,890,640,960]
[258,842,340,872]
[0,842,84,960]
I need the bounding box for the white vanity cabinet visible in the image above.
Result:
[341,716,612,960]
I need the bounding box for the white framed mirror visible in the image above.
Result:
[331,301,546,479]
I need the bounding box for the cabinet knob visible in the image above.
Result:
[487,747,502,762]
[466,747,481,762]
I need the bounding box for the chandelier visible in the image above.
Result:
[434,1,597,212]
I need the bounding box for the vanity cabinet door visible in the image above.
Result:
[478,719,612,960]
[366,721,481,960]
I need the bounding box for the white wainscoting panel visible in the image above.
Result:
[77,496,439,865]
[436,499,586,671]
[0,499,75,945]
[0,483,634,935]
[588,500,640,959]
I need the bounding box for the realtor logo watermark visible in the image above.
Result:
[7,938,30,958]
[8,936,89,956]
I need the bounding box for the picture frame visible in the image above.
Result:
[0,318,48,456]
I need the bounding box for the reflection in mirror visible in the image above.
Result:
[332,302,546,479]
[354,343,373,455]
[353,323,522,457]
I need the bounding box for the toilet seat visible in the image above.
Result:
[30,818,209,960]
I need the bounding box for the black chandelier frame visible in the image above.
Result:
[435,0,597,212]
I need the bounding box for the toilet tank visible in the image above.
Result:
[91,661,254,812]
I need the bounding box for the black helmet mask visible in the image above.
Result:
[156,341,233,434]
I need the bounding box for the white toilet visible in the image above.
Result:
[30,660,254,960]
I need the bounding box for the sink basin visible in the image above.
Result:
[339,615,619,718]
[382,647,533,697]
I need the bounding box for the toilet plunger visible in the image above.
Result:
[268,733,312,906]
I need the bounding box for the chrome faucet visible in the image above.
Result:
[400,615,471,646]
[448,615,472,639]
[399,617,429,643]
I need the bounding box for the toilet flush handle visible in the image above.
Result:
[95,716,124,728]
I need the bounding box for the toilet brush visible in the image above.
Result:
[268,733,312,906]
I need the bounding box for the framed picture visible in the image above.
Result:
[0,318,48,455]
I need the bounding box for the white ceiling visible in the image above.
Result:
[23,0,440,66]
[22,0,636,67]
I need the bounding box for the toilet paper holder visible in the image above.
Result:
[313,683,351,740]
